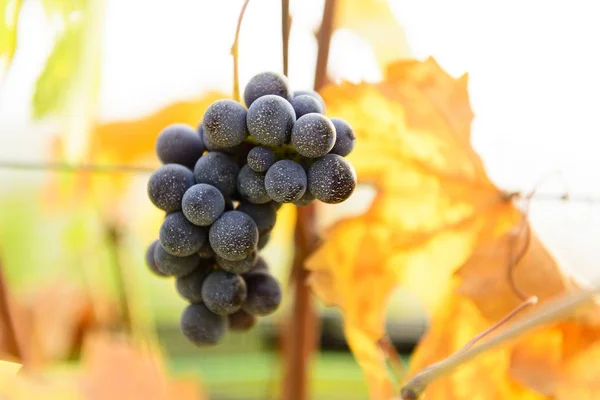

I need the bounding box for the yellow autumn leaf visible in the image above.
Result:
[307,57,521,399]
[334,0,411,67]
[407,225,600,399]
[0,363,81,400]
[454,229,573,322]
[406,290,548,400]
[0,333,204,400]
[0,360,21,385]
[311,57,600,399]
[89,93,226,166]
[80,333,203,400]
[43,93,226,216]
[408,283,600,399]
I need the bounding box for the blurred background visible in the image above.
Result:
[0,1,599,399]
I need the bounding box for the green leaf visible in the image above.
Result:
[40,0,86,18]
[32,0,103,163]
[32,0,102,121]
[0,0,23,73]
[32,22,85,119]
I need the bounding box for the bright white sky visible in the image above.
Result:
[0,0,599,279]
[2,0,600,194]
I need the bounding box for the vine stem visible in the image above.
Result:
[0,258,26,366]
[400,284,600,399]
[282,205,319,400]
[455,296,538,356]
[231,0,250,102]
[314,0,336,91]
[282,2,336,400]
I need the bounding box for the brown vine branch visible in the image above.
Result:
[0,258,24,364]
[314,0,336,91]
[282,2,336,400]
[283,205,320,400]
[400,284,600,399]
[231,0,250,103]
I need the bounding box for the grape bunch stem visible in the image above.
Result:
[281,0,291,76]
[231,0,250,103]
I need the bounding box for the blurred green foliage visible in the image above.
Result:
[0,0,22,72]
[32,0,92,119]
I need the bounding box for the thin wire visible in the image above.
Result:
[0,160,599,204]
[0,161,155,174]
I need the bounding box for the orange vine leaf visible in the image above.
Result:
[307,57,600,399]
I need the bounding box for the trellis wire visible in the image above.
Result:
[0,160,598,204]
[0,161,154,174]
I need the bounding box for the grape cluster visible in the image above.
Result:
[144,72,357,346]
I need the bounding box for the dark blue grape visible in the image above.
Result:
[209,211,258,261]
[194,152,239,197]
[243,256,269,277]
[242,273,281,316]
[247,146,275,173]
[159,212,206,256]
[145,240,168,277]
[329,118,356,157]
[147,164,194,212]
[182,184,225,226]
[247,95,296,146]
[176,264,213,303]
[200,125,219,152]
[264,160,307,203]
[203,99,248,147]
[202,127,251,157]
[293,90,325,110]
[291,94,324,119]
[153,241,200,277]
[228,309,256,332]
[198,241,216,259]
[216,251,257,274]
[156,123,204,169]
[291,113,336,158]
[201,270,247,315]
[180,303,226,346]
[237,164,270,204]
[308,154,356,204]
[244,71,291,108]
[293,190,315,206]
[235,202,277,234]
[257,232,271,250]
